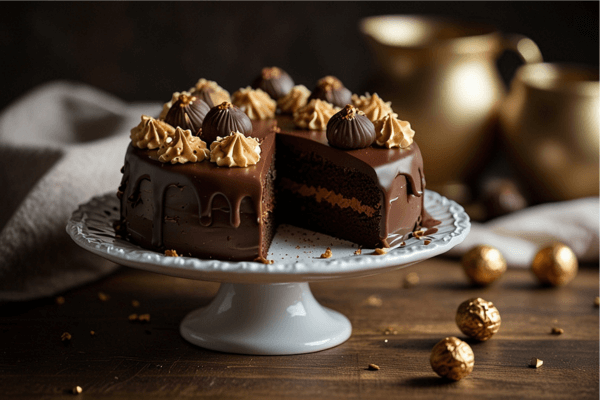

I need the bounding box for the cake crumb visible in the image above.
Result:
[55,296,65,305]
[424,240,431,245]
[164,249,180,257]
[131,300,140,308]
[383,326,398,335]
[551,327,564,335]
[365,295,383,307]
[98,292,110,302]
[424,228,438,235]
[403,272,420,288]
[400,241,406,246]
[354,248,362,255]
[320,247,332,258]
[367,363,380,371]
[90,331,96,336]
[413,229,425,239]
[374,248,387,255]
[71,386,83,395]
[61,332,72,342]
[529,358,543,368]
[254,256,274,264]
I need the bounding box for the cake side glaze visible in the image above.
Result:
[119,120,276,260]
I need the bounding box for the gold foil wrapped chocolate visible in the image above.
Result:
[461,245,507,286]
[456,297,501,341]
[430,337,474,380]
[531,243,578,286]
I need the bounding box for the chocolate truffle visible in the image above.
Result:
[326,104,376,150]
[201,102,253,144]
[164,94,210,136]
[308,76,352,108]
[252,67,295,100]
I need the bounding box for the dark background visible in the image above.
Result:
[1,1,597,110]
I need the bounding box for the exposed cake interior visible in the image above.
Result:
[275,116,425,248]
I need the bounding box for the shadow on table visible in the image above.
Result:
[402,376,462,387]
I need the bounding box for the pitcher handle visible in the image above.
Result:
[503,34,543,64]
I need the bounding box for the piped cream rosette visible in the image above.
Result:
[130,115,175,150]
[157,127,210,164]
[352,92,394,122]
[373,113,415,149]
[210,131,261,168]
[231,87,276,120]
[293,99,340,130]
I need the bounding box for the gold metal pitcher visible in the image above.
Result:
[359,15,543,192]
[499,63,599,202]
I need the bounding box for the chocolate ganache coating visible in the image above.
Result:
[202,102,253,144]
[308,76,353,108]
[164,94,210,136]
[252,67,295,100]
[326,105,376,150]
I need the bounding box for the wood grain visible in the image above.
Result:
[0,258,597,399]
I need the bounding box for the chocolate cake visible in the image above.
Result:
[119,119,277,261]
[118,72,432,262]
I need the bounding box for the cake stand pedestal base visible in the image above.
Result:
[180,282,352,355]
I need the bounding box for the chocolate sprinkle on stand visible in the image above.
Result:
[320,247,333,258]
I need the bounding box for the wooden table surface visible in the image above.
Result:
[1,257,598,399]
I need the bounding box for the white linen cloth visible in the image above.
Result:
[0,81,597,301]
[0,81,160,301]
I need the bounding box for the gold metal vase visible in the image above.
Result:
[359,15,543,193]
[499,63,599,202]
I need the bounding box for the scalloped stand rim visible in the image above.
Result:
[67,190,470,355]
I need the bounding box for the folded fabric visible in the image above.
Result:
[0,81,161,301]
[447,197,599,268]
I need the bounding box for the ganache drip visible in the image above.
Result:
[120,146,263,248]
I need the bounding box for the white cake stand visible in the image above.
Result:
[67,190,470,355]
